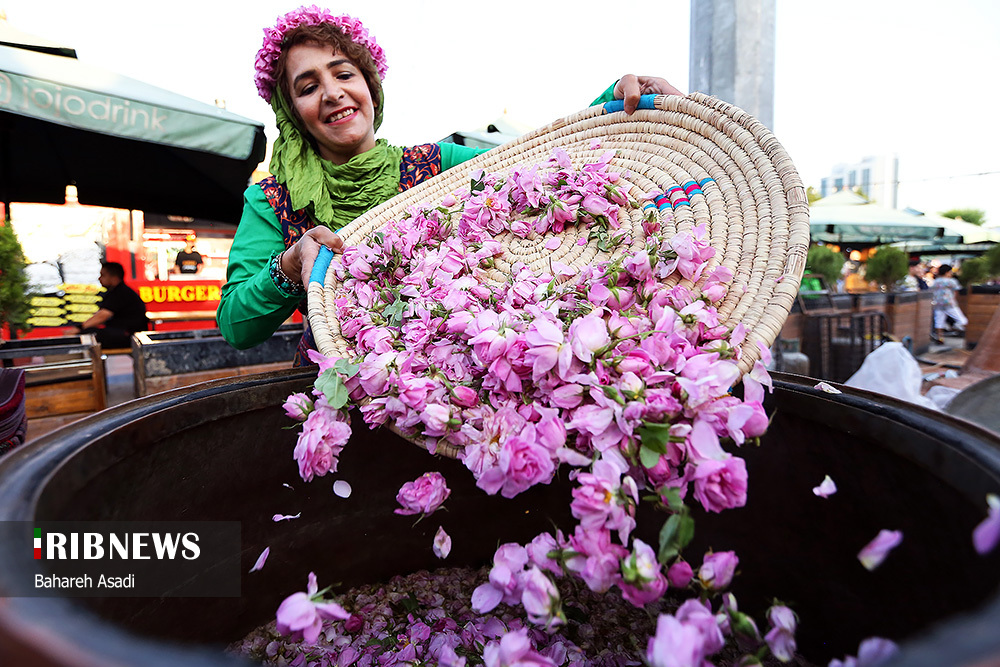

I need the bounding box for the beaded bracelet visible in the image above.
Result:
[269,251,306,297]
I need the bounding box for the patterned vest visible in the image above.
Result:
[258,144,444,366]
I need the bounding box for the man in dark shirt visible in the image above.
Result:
[173,234,204,274]
[75,261,149,348]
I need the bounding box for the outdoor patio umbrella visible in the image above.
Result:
[809,190,962,245]
[0,43,266,222]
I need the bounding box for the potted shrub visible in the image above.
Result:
[957,245,1000,348]
[862,245,920,349]
[0,221,32,341]
[863,245,909,291]
[806,245,845,291]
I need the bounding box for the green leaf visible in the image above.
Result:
[315,369,350,409]
[637,422,671,455]
[383,298,407,327]
[661,486,684,513]
[639,445,661,469]
[332,358,360,378]
[677,514,695,551]
[658,515,681,563]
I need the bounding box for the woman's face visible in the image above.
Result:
[284,42,376,164]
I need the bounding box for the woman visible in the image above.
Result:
[218,6,682,364]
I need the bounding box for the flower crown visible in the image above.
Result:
[254,5,388,103]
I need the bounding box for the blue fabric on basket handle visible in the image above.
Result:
[310,245,335,285]
[603,94,658,113]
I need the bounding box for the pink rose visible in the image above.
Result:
[395,472,451,516]
[526,531,563,575]
[293,406,351,482]
[521,566,563,631]
[667,560,694,588]
[275,572,350,644]
[619,574,667,608]
[619,539,667,607]
[472,543,529,614]
[433,526,452,559]
[646,614,707,667]
[699,550,739,591]
[563,526,626,593]
[450,385,480,408]
[483,628,556,667]
[570,459,636,543]
[764,605,797,662]
[741,401,769,438]
[676,599,725,655]
[282,392,313,420]
[476,426,555,499]
[358,351,396,395]
[690,456,748,513]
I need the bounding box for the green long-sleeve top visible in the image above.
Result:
[219,84,619,350]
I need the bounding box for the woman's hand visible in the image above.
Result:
[613,75,685,114]
[280,226,344,287]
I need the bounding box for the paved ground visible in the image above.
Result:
[915,333,972,386]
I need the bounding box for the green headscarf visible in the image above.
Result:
[268,87,403,231]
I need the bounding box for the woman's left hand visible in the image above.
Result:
[613,75,685,114]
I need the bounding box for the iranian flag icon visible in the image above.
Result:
[34,528,41,559]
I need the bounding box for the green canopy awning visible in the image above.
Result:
[810,191,960,245]
[0,43,266,221]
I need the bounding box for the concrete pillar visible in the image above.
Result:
[689,0,776,130]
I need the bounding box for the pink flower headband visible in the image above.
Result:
[254,5,388,103]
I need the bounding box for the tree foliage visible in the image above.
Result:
[940,208,986,226]
[806,186,823,205]
[957,257,988,287]
[0,222,33,337]
[960,245,1000,287]
[805,245,845,288]
[984,243,1000,277]
[864,245,909,288]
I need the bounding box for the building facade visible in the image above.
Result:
[820,155,899,208]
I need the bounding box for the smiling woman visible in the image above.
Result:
[282,45,376,164]
[216,5,682,366]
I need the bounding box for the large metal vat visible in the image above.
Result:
[1,370,998,666]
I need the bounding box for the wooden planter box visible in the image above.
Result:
[958,286,1000,349]
[0,334,107,439]
[852,291,888,313]
[132,324,303,396]
[884,291,933,354]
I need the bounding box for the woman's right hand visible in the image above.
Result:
[280,226,344,287]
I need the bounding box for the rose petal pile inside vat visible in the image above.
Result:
[230,565,823,667]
